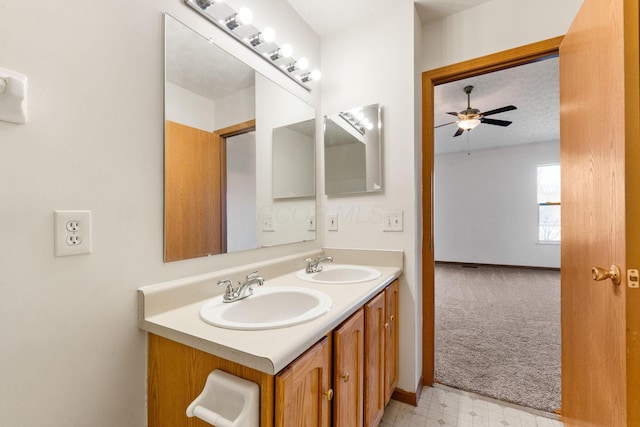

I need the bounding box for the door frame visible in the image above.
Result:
[421,37,564,386]
[214,119,256,254]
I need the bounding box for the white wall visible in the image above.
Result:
[435,141,560,268]
[226,132,257,252]
[272,127,315,199]
[320,3,422,393]
[255,74,316,248]
[422,0,583,70]
[0,1,319,426]
[165,81,217,131]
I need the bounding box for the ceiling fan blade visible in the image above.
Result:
[435,121,457,128]
[453,127,464,137]
[446,112,460,116]
[481,105,517,117]
[481,117,513,126]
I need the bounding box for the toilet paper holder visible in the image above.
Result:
[187,369,259,427]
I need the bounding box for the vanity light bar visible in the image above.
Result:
[338,111,366,135]
[184,0,321,92]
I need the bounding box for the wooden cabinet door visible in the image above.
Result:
[364,293,385,427]
[275,336,332,427]
[334,309,364,427]
[384,280,399,404]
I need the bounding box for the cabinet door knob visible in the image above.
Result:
[389,315,395,322]
[341,372,350,383]
[384,322,390,329]
[324,388,334,401]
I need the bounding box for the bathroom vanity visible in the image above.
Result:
[138,249,402,427]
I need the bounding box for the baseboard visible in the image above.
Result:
[435,261,560,272]
[391,376,424,406]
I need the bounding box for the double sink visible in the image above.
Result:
[199,264,381,330]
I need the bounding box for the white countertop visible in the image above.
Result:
[138,250,403,374]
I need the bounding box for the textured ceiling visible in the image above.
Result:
[165,15,255,101]
[434,56,559,154]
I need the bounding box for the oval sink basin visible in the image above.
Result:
[200,286,332,330]
[296,264,381,284]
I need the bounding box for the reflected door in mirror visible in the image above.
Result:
[165,120,224,261]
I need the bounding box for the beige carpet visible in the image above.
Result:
[434,263,561,413]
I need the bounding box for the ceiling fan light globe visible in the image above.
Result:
[458,118,481,130]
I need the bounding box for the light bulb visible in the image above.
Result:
[262,27,276,43]
[237,7,253,25]
[296,57,309,71]
[367,123,374,130]
[310,69,321,81]
[280,43,293,58]
[300,69,322,83]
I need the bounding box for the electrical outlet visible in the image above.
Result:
[328,213,338,231]
[54,210,92,256]
[262,215,275,232]
[382,211,404,232]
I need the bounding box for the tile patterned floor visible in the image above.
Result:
[381,386,564,427]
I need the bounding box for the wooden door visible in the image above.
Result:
[364,293,385,427]
[275,337,332,427]
[559,0,640,425]
[333,309,364,427]
[165,120,223,261]
[384,280,399,404]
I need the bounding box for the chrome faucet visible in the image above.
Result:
[304,255,333,273]
[217,271,264,303]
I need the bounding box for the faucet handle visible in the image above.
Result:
[245,271,260,280]
[217,279,233,287]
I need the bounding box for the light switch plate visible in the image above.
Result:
[382,211,403,232]
[328,213,338,231]
[307,215,316,231]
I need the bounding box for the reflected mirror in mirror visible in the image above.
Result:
[324,104,382,195]
[273,119,315,199]
[164,15,316,262]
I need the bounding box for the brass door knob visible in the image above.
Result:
[341,372,350,383]
[592,265,621,286]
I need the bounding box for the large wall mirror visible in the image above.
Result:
[324,103,383,195]
[164,14,316,262]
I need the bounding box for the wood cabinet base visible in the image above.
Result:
[147,334,274,427]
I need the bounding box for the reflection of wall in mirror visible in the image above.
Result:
[256,74,316,248]
[325,120,367,194]
[165,81,255,132]
[226,132,257,253]
[272,125,315,199]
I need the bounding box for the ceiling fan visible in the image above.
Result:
[436,85,517,137]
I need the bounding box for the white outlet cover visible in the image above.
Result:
[54,210,92,256]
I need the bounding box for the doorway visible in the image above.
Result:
[432,57,561,412]
[421,37,563,411]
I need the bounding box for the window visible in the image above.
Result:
[537,164,561,242]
